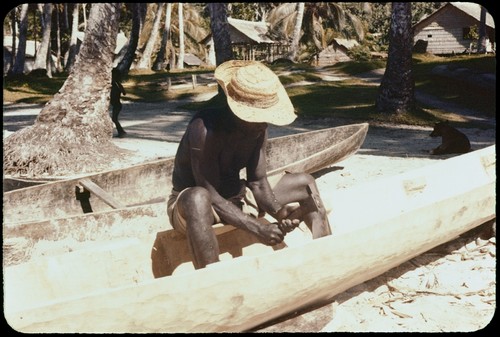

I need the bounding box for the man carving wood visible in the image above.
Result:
[167,60,331,269]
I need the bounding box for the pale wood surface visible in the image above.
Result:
[4,146,495,333]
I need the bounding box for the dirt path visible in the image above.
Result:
[2,68,496,332]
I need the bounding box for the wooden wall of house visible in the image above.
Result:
[317,45,351,67]
[413,5,492,54]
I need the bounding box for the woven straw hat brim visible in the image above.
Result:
[215,60,297,126]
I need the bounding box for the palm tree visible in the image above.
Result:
[477,5,487,53]
[53,4,64,73]
[32,3,53,76]
[267,3,364,62]
[207,3,233,66]
[177,3,185,69]
[65,3,80,72]
[136,3,165,69]
[375,2,415,114]
[11,4,29,75]
[4,3,124,177]
[116,3,146,74]
[175,4,210,64]
[153,3,172,70]
[289,3,305,61]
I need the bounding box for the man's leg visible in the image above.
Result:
[271,173,331,239]
[175,186,220,269]
[112,103,126,136]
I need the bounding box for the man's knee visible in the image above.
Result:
[290,172,316,188]
[178,187,212,208]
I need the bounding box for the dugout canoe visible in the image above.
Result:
[3,145,496,333]
[3,123,369,224]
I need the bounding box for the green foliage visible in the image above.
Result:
[464,25,479,41]
[4,2,454,76]
[346,44,372,62]
[362,2,446,51]
[227,3,276,22]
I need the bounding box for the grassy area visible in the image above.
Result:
[182,54,495,128]
[3,54,495,129]
[2,67,217,104]
[121,67,216,102]
[324,59,387,75]
[3,72,67,104]
[412,54,495,117]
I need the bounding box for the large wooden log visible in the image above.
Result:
[4,145,495,333]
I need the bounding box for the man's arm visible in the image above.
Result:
[246,131,282,215]
[119,82,126,95]
[246,132,299,233]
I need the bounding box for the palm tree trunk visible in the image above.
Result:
[33,3,53,73]
[177,3,185,69]
[11,4,29,75]
[477,6,487,53]
[153,3,172,71]
[375,2,415,114]
[82,3,87,29]
[136,3,164,69]
[117,3,145,74]
[288,2,304,61]
[208,3,233,66]
[9,8,16,72]
[4,3,123,177]
[62,3,69,30]
[65,3,79,72]
[54,5,64,73]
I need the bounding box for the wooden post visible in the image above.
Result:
[191,74,197,89]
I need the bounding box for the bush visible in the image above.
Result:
[347,45,372,62]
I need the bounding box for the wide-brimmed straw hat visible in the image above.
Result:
[214,60,296,126]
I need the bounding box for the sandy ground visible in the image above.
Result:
[3,69,496,332]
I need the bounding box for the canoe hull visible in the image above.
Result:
[3,123,369,224]
[4,145,496,333]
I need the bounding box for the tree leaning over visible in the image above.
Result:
[117,3,146,74]
[4,3,126,177]
[136,3,164,69]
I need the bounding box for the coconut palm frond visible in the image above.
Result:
[282,12,299,38]
[323,28,337,46]
[266,4,298,41]
[346,12,365,41]
[324,3,346,32]
[309,15,324,50]
[266,3,297,26]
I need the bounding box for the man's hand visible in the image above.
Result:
[277,218,300,234]
[256,221,285,246]
[273,204,301,234]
